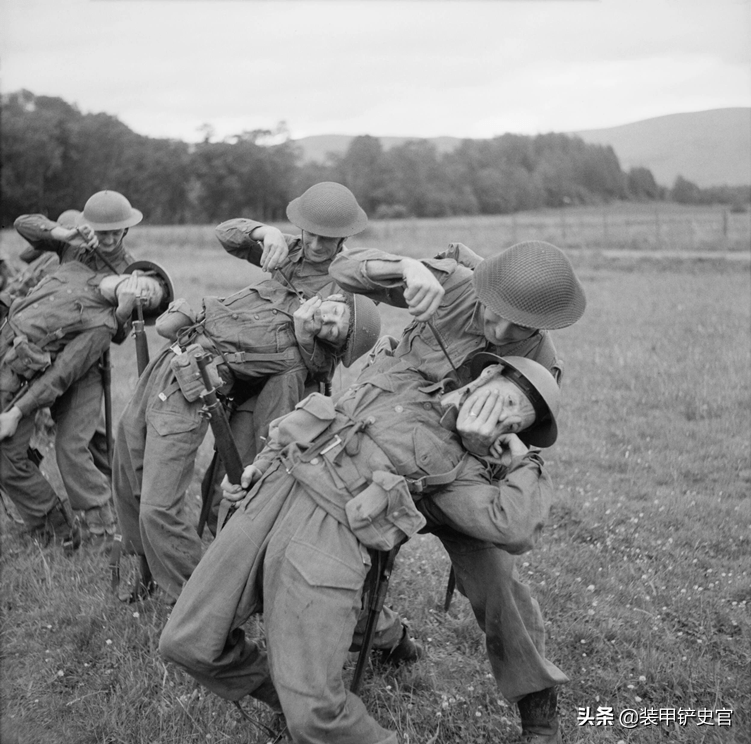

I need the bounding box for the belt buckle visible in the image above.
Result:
[319,434,342,456]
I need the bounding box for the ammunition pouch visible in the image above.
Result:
[169,343,223,402]
[345,470,426,551]
[6,335,51,379]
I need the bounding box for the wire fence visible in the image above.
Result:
[366,206,751,257]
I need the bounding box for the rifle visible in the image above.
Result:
[133,297,150,376]
[100,350,113,465]
[2,380,30,414]
[196,393,241,537]
[350,543,402,694]
[196,353,244,532]
[197,450,221,538]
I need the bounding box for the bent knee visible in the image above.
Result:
[159,622,199,668]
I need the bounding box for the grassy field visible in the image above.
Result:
[1,206,750,743]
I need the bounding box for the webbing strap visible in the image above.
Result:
[407,452,468,495]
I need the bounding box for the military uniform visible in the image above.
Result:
[160,364,555,744]
[13,214,135,535]
[112,278,341,603]
[0,262,118,533]
[329,245,569,724]
[202,220,347,532]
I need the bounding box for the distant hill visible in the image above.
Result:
[573,108,751,188]
[292,108,751,188]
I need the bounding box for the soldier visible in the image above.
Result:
[328,240,587,743]
[202,182,369,533]
[112,278,381,605]
[0,263,170,549]
[12,192,144,541]
[159,354,560,744]
[0,210,72,321]
[0,246,15,322]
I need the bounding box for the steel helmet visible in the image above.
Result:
[286,182,368,238]
[57,209,83,228]
[82,191,143,231]
[341,293,381,367]
[469,352,560,447]
[473,241,586,330]
[124,260,175,323]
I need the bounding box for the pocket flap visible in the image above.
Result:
[147,409,201,436]
[345,471,426,551]
[286,538,365,589]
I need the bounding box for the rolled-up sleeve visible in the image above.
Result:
[418,452,553,554]
[14,215,65,257]
[330,247,456,309]
[215,219,305,270]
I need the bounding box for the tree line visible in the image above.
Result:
[2,90,748,228]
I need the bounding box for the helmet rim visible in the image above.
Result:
[82,190,143,231]
[469,352,560,447]
[341,293,381,367]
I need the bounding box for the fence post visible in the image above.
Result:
[560,210,566,246]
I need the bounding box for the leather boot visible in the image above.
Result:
[518,687,561,743]
[378,624,425,666]
[44,498,82,552]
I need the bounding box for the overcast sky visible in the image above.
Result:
[2,0,750,143]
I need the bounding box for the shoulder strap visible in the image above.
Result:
[406,452,469,496]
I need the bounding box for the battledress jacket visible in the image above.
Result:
[14,214,135,345]
[329,245,559,383]
[215,219,343,381]
[0,262,118,417]
[195,278,316,389]
[250,365,554,554]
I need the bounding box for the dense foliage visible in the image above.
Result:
[2,90,748,227]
